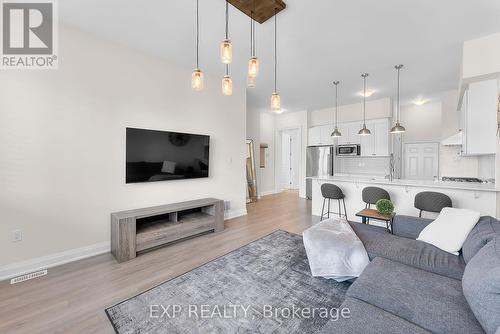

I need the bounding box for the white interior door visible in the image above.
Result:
[278,129,300,191]
[404,142,439,180]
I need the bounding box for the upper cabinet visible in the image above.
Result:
[460,79,498,156]
[308,124,333,146]
[359,119,390,156]
[309,118,390,156]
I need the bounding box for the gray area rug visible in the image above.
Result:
[106,230,350,333]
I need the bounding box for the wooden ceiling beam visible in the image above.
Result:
[227,0,286,24]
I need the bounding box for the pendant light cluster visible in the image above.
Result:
[193,0,280,108]
[329,64,407,138]
[390,64,406,133]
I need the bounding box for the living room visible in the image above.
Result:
[1,0,500,333]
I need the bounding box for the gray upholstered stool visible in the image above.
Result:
[362,186,390,224]
[320,183,347,221]
[414,191,452,217]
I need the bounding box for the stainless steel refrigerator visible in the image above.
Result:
[306,145,334,199]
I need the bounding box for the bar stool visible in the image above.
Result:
[414,191,452,217]
[361,186,391,224]
[320,183,347,221]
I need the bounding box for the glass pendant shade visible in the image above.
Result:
[222,75,233,96]
[358,124,372,136]
[271,92,282,113]
[248,56,259,78]
[247,75,256,88]
[220,39,232,64]
[191,69,204,91]
[390,122,406,133]
[331,127,342,137]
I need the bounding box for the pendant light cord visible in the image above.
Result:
[396,65,402,122]
[225,1,229,40]
[333,81,339,126]
[252,0,256,57]
[363,74,367,126]
[196,0,199,69]
[274,7,277,92]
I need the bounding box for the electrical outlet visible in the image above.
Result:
[12,230,22,242]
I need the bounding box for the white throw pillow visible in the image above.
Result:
[417,207,480,255]
[161,161,176,174]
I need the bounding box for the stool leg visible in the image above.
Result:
[338,199,341,218]
[342,199,347,220]
[321,198,326,221]
[327,199,331,219]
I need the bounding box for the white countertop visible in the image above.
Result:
[308,175,499,192]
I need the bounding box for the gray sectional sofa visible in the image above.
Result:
[322,215,500,334]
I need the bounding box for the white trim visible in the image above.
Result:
[259,190,278,197]
[0,241,110,281]
[224,208,247,220]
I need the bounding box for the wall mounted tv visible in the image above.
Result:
[126,128,210,183]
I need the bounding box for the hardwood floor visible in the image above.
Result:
[0,191,314,334]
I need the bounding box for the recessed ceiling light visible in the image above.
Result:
[413,98,428,106]
[358,90,374,97]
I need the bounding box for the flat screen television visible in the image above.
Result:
[126,128,210,183]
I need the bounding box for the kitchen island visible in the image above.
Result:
[310,176,499,224]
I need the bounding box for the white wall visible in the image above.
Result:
[309,98,392,127]
[259,112,276,195]
[0,26,247,269]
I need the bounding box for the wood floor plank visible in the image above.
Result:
[0,191,313,334]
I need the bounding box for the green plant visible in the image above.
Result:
[376,199,394,215]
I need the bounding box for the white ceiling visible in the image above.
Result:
[60,0,500,113]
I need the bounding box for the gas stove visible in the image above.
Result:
[442,177,484,183]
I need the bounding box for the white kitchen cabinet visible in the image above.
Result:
[308,124,334,146]
[461,79,498,155]
[338,122,361,145]
[358,119,389,156]
[308,126,322,146]
[374,119,390,156]
[320,124,334,145]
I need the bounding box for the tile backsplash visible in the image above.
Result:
[335,156,390,176]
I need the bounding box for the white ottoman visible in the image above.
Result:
[303,218,369,282]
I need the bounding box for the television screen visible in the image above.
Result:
[126,128,210,183]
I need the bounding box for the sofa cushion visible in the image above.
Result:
[347,257,484,334]
[392,215,434,240]
[417,208,480,255]
[319,297,431,334]
[350,222,466,280]
[462,216,500,263]
[463,237,500,334]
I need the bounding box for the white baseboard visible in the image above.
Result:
[259,190,278,197]
[1,209,247,281]
[225,208,247,220]
[0,241,110,282]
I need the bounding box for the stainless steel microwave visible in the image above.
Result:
[336,144,361,156]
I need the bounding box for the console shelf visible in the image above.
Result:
[111,198,224,262]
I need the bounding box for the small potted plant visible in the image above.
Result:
[376,199,394,215]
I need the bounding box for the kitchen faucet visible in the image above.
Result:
[386,153,395,181]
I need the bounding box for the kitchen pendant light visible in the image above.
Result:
[391,64,406,134]
[191,0,204,91]
[222,65,233,95]
[358,73,372,136]
[220,1,232,64]
[247,4,259,84]
[271,8,282,113]
[331,81,342,137]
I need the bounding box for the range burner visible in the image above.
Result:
[442,176,483,183]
